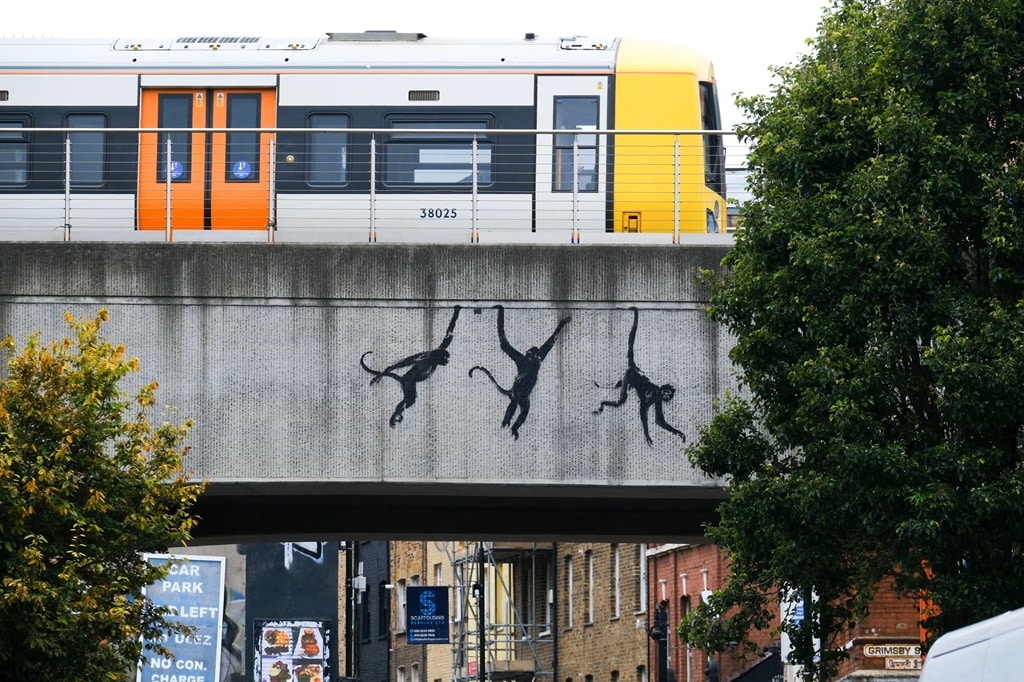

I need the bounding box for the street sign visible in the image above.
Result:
[137,553,225,682]
[863,644,922,657]
[885,657,922,670]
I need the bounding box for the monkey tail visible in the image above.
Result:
[360,351,399,385]
[592,379,624,391]
[469,365,512,396]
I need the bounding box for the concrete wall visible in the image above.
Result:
[0,242,735,542]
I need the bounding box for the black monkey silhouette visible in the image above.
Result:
[594,307,685,445]
[360,306,461,428]
[470,305,571,440]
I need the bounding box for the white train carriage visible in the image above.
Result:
[0,31,726,242]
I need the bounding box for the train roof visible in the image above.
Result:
[0,31,714,76]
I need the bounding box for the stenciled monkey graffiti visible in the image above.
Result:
[593,307,686,445]
[360,306,461,428]
[469,305,571,439]
[359,305,686,444]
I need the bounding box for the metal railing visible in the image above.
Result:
[0,128,746,244]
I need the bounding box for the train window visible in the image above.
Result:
[383,119,492,187]
[553,97,599,192]
[225,94,260,183]
[0,121,29,186]
[66,114,106,187]
[699,82,725,197]
[157,94,193,183]
[307,113,349,186]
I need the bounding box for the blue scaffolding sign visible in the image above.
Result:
[407,586,450,644]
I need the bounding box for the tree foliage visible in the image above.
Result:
[0,310,204,680]
[679,0,1024,678]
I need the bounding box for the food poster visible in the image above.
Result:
[255,619,331,682]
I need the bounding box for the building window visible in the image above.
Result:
[585,550,594,624]
[680,594,691,622]
[637,544,647,613]
[66,114,106,186]
[383,118,493,186]
[398,666,406,682]
[434,562,443,586]
[308,113,349,186]
[553,96,599,192]
[637,666,647,682]
[396,579,407,633]
[611,544,621,619]
[542,560,553,633]
[411,664,420,682]
[454,565,464,623]
[565,555,574,628]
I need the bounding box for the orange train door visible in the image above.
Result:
[138,89,276,231]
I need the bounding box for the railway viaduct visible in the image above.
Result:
[0,239,736,544]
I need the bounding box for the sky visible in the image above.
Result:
[5,0,828,133]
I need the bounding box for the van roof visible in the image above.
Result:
[928,607,1024,658]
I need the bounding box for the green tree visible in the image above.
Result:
[0,309,204,680]
[678,0,1024,679]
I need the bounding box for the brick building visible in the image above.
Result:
[648,543,924,682]
[391,541,429,682]
[557,543,652,682]
[648,543,780,682]
[366,541,924,682]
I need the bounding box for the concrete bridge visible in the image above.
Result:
[0,240,735,543]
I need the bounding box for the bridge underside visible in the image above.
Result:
[190,482,725,545]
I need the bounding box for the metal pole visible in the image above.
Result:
[478,543,486,682]
[63,136,71,241]
[674,137,681,244]
[471,136,479,243]
[267,138,277,242]
[571,137,580,243]
[369,135,377,243]
[656,600,669,682]
[165,136,173,242]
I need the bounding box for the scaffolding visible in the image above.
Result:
[443,542,555,682]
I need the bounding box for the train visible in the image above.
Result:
[0,31,728,243]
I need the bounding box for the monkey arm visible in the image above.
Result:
[493,305,524,363]
[654,401,686,440]
[438,305,461,350]
[537,316,571,358]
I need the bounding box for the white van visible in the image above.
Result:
[920,607,1024,681]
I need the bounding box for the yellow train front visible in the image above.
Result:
[0,32,726,242]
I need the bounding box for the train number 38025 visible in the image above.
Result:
[420,208,458,219]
